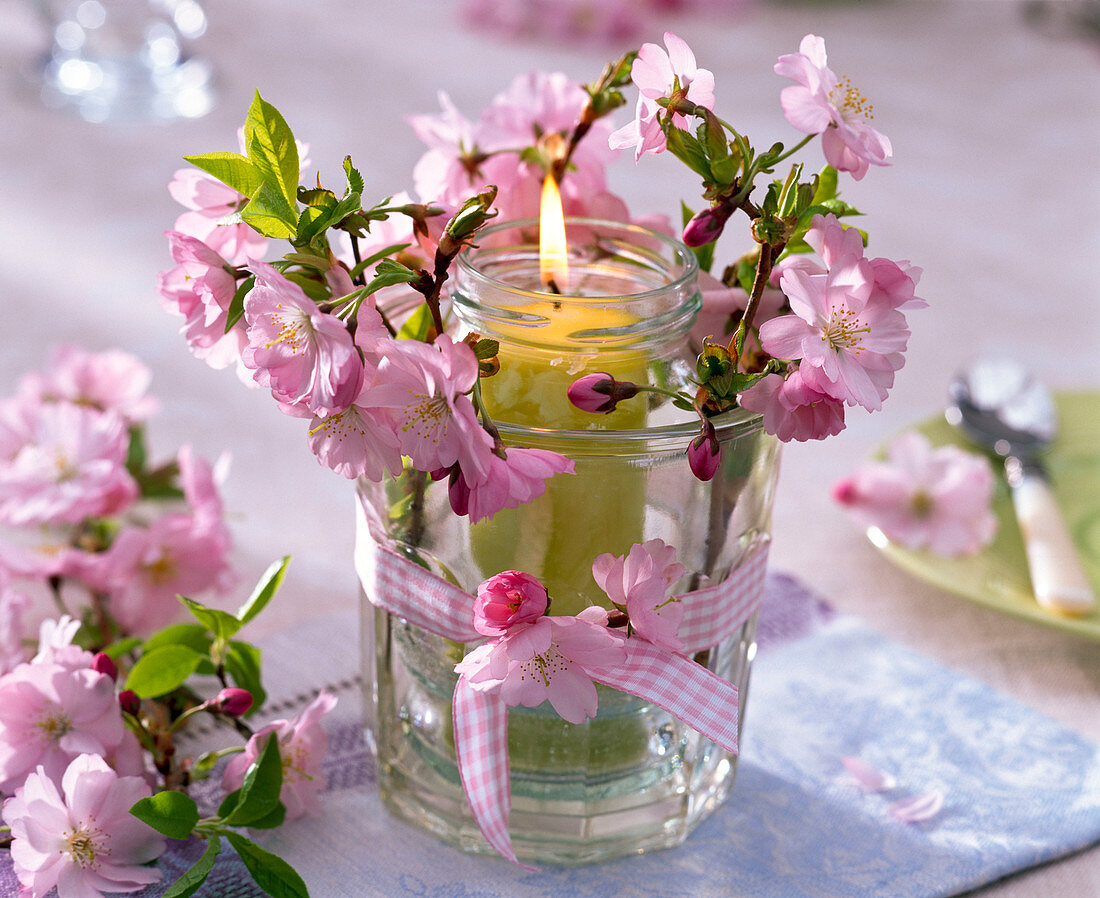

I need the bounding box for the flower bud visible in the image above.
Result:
[447,466,472,518]
[682,201,735,248]
[118,690,141,716]
[473,571,549,637]
[567,373,639,414]
[91,652,118,681]
[688,420,721,482]
[210,687,253,717]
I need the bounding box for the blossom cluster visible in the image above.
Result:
[457,539,686,723]
[568,31,925,453]
[0,345,232,651]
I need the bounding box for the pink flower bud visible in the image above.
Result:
[682,202,735,248]
[118,690,141,716]
[211,687,253,717]
[567,373,639,414]
[447,466,472,517]
[472,571,549,637]
[91,652,118,681]
[687,421,721,481]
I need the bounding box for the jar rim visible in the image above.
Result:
[455,217,700,303]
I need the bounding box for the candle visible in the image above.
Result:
[453,178,700,615]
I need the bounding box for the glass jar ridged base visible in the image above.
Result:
[362,603,759,865]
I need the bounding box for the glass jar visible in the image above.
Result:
[358,219,780,865]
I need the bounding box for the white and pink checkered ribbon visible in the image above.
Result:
[355,510,769,866]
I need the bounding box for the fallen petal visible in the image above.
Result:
[842,756,897,792]
[888,790,945,823]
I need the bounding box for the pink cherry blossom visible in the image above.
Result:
[306,398,404,482]
[774,34,892,180]
[168,167,268,264]
[690,272,785,353]
[739,369,846,443]
[455,608,624,724]
[157,230,250,371]
[610,32,715,160]
[222,692,337,820]
[473,570,549,636]
[592,539,686,652]
[0,660,124,793]
[832,431,998,557]
[447,447,575,523]
[2,753,164,896]
[764,258,909,412]
[243,263,365,416]
[366,336,495,482]
[0,403,138,527]
[17,345,158,424]
[0,573,29,675]
[32,615,93,672]
[408,92,482,212]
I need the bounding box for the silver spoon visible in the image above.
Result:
[947,358,1095,616]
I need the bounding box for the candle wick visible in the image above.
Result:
[545,278,563,296]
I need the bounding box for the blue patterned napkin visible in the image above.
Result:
[2,574,1098,897]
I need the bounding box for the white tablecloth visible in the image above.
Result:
[0,1,1097,895]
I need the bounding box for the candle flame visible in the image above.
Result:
[539,174,569,291]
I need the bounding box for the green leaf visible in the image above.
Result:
[161,836,221,898]
[241,180,298,239]
[224,734,283,826]
[343,156,364,196]
[180,596,242,640]
[224,831,310,898]
[130,790,200,840]
[472,339,499,361]
[124,425,146,477]
[125,645,204,698]
[348,242,412,281]
[812,164,838,205]
[183,152,265,198]
[217,788,241,819]
[241,799,286,831]
[236,556,290,625]
[244,92,299,207]
[142,623,213,655]
[225,640,265,712]
[664,127,712,182]
[226,275,254,333]
[396,301,435,342]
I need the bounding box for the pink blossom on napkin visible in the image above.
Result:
[2,753,164,896]
[739,369,846,443]
[0,659,124,793]
[775,34,892,180]
[833,431,998,557]
[593,539,686,652]
[455,608,625,725]
[888,790,945,823]
[472,570,549,637]
[842,756,897,792]
[222,692,338,820]
[243,263,365,417]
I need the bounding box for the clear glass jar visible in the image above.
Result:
[358,219,780,865]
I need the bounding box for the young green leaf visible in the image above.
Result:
[236,556,290,625]
[130,790,200,840]
[241,180,298,239]
[348,242,412,281]
[183,152,265,199]
[225,641,266,712]
[125,645,205,698]
[226,275,254,333]
[396,302,435,342]
[223,831,310,898]
[161,836,221,898]
[343,156,364,196]
[142,623,214,656]
[101,636,143,661]
[180,596,242,641]
[239,799,286,831]
[223,734,282,827]
[244,92,300,208]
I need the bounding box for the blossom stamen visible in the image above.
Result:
[65,826,107,870]
[831,75,874,121]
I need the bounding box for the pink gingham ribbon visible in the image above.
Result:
[355,507,769,866]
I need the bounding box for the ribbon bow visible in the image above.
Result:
[355,506,768,867]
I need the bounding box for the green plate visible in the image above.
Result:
[871,391,1100,641]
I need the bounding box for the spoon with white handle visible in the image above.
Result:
[947,358,1095,616]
